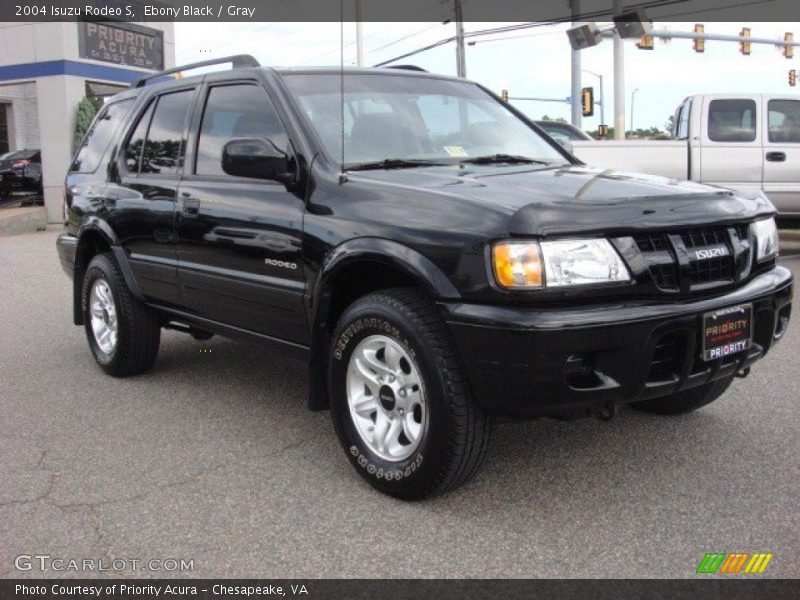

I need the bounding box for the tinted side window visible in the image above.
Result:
[196,84,288,177]
[71,99,133,173]
[768,99,800,143]
[708,99,756,143]
[123,101,155,174]
[141,90,193,176]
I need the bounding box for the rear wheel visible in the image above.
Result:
[630,376,733,415]
[328,288,491,499]
[82,253,160,376]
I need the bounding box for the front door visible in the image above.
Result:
[762,96,800,216]
[175,81,307,343]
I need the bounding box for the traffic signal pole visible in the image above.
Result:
[613,0,625,140]
[570,0,582,128]
[454,0,466,77]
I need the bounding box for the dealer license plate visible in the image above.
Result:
[702,304,753,362]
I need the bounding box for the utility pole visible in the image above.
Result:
[355,0,363,66]
[454,0,466,77]
[613,0,625,140]
[570,0,582,128]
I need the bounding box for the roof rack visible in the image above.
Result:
[131,54,261,88]
[384,65,428,72]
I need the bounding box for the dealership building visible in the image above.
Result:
[0,20,175,222]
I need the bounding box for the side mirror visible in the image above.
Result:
[222,138,292,182]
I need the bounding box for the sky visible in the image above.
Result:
[174,20,799,132]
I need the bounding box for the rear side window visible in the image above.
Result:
[140,90,193,176]
[195,84,288,177]
[707,99,756,143]
[124,101,155,173]
[768,99,800,143]
[71,99,133,172]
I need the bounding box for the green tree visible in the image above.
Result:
[540,114,568,123]
[73,97,102,152]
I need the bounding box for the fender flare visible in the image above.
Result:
[316,237,460,301]
[306,237,460,411]
[73,218,144,324]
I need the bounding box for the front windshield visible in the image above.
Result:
[281,72,568,167]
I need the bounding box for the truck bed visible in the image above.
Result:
[571,140,689,181]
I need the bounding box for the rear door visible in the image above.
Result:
[762,96,800,217]
[698,95,763,195]
[175,77,307,343]
[106,84,198,306]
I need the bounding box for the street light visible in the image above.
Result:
[630,87,640,138]
[582,69,605,128]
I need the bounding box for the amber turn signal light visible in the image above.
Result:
[492,242,543,289]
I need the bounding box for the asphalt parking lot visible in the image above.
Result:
[1,228,798,579]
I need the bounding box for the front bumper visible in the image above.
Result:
[441,266,793,420]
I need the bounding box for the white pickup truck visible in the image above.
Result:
[571,94,800,218]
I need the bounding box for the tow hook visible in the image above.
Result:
[596,402,617,422]
[735,367,751,379]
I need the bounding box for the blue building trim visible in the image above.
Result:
[0,60,152,84]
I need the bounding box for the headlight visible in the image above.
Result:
[492,239,630,289]
[752,217,779,263]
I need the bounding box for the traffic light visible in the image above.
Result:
[693,24,704,53]
[790,69,797,87]
[785,33,794,59]
[598,124,609,138]
[581,87,594,117]
[636,34,654,50]
[501,89,509,102]
[740,28,750,55]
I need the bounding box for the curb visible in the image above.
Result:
[780,229,800,242]
[0,206,48,236]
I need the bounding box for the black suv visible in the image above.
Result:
[57,56,793,499]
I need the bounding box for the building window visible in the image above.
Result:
[0,103,9,155]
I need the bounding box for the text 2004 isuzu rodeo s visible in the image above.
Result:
[57,57,793,498]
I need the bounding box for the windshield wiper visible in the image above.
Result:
[346,158,449,171]
[460,154,550,166]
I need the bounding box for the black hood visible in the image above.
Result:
[350,164,775,237]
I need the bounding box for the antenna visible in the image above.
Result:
[339,0,347,183]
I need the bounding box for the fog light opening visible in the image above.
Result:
[774,305,791,340]
[564,354,600,389]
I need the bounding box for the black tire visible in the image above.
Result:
[328,287,491,499]
[81,253,161,376]
[630,376,733,415]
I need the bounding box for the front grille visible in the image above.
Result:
[680,227,734,288]
[633,232,678,292]
[633,225,748,294]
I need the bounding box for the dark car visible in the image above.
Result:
[56,56,793,499]
[0,149,43,200]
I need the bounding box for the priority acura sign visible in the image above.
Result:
[78,21,164,70]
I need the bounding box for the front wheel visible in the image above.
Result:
[82,253,161,376]
[328,288,491,499]
[630,376,733,415]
